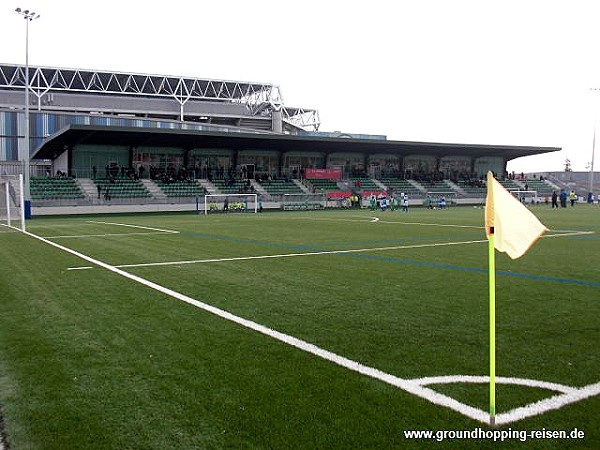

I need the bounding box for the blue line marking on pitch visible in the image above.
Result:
[181,231,600,288]
[344,253,600,288]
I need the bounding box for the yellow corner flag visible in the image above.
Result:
[485,172,548,259]
[485,171,548,425]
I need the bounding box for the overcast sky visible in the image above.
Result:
[3,0,600,173]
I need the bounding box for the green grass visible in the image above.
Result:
[0,205,598,449]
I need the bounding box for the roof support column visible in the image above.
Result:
[278,150,284,177]
[128,146,134,173]
[232,150,238,174]
[399,156,405,179]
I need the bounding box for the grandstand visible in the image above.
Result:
[348,177,380,191]
[210,178,254,195]
[378,178,423,196]
[418,179,455,193]
[93,178,151,200]
[30,176,84,201]
[304,178,348,200]
[154,180,207,198]
[305,178,342,193]
[498,179,522,191]
[522,179,554,197]
[257,179,305,197]
[0,62,562,215]
[455,179,487,196]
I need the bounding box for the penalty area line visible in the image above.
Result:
[67,239,487,270]
[46,231,175,239]
[87,220,179,234]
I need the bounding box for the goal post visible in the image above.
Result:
[0,174,25,231]
[282,192,327,210]
[425,191,456,208]
[510,190,539,204]
[203,193,258,215]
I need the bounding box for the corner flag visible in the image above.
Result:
[484,171,547,425]
[485,172,547,259]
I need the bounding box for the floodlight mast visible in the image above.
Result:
[15,6,40,219]
[589,88,599,196]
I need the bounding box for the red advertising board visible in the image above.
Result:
[362,190,386,198]
[305,168,342,180]
[327,191,351,199]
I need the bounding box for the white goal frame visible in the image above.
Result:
[203,193,258,215]
[0,174,25,231]
[426,191,456,208]
[282,192,327,210]
[510,190,539,204]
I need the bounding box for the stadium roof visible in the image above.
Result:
[0,63,320,130]
[33,124,560,161]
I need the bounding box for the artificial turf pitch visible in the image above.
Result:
[0,205,598,449]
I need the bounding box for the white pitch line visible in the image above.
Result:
[296,216,596,238]
[411,375,600,425]
[414,375,578,394]
[495,382,600,426]
[16,228,600,425]
[64,230,594,271]
[87,220,179,234]
[0,223,22,232]
[298,216,485,229]
[372,219,485,229]
[66,239,487,270]
[541,231,595,239]
[46,231,174,239]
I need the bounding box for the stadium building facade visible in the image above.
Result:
[0,63,561,213]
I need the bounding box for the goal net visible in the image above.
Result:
[0,174,25,231]
[203,193,258,215]
[282,193,326,211]
[425,191,456,208]
[510,190,539,204]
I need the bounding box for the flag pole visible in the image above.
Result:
[484,170,547,426]
[488,230,496,426]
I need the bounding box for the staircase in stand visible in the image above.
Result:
[77,178,97,200]
[198,179,217,195]
[140,179,166,200]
